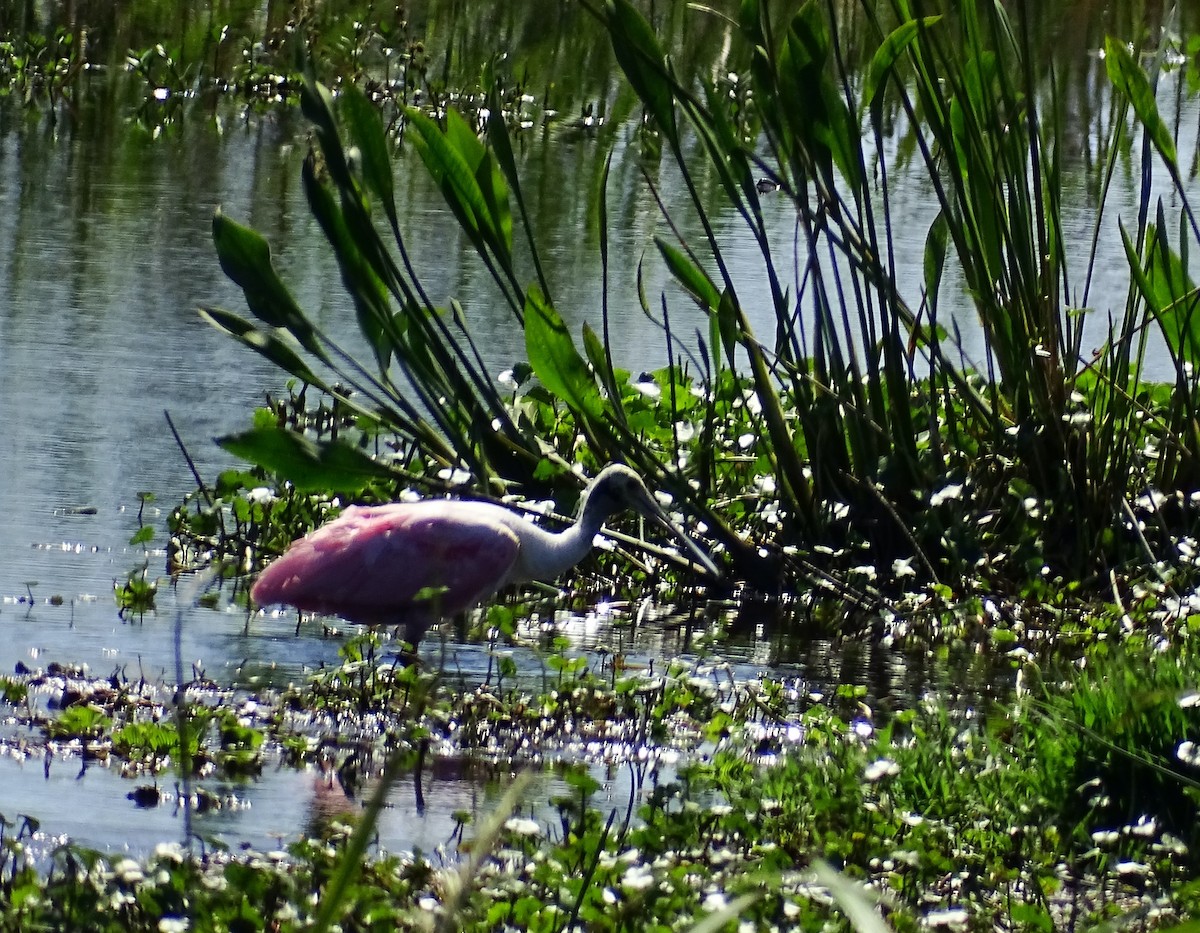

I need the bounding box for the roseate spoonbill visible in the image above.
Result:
[250,465,718,638]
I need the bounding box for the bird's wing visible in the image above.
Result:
[252,502,522,623]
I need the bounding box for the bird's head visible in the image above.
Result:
[584,464,659,520]
[581,464,719,577]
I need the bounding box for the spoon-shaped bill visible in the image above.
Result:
[628,487,720,577]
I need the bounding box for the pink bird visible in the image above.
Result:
[250,464,717,636]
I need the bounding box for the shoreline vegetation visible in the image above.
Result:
[5,0,1200,929]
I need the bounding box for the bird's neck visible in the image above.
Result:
[513,502,609,583]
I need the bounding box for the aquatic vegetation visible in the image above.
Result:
[1,638,1199,929]
[173,0,1200,649]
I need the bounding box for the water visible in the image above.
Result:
[1,6,1200,857]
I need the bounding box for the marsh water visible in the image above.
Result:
[1,0,1200,857]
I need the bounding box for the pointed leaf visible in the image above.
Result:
[443,109,512,258]
[199,307,330,385]
[715,288,740,373]
[605,0,678,146]
[211,211,319,353]
[524,287,606,421]
[301,155,394,369]
[1139,220,1200,362]
[339,83,397,222]
[864,17,941,115]
[923,210,950,313]
[656,237,721,312]
[1104,37,1177,168]
[218,427,393,493]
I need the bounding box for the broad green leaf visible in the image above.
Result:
[1104,37,1177,169]
[581,321,624,422]
[605,0,678,147]
[211,211,319,353]
[698,77,759,209]
[339,83,396,221]
[923,210,949,314]
[1134,217,1200,363]
[777,2,863,191]
[217,427,393,492]
[300,78,352,188]
[301,155,394,369]
[655,237,721,312]
[406,107,485,241]
[443,108,512,259]
[524,287,606,422]
[715,288,740,374]
[863,17,941,115]
[199,307,329,385]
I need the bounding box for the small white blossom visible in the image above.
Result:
[924,908,970,928]
[622,863,656,891]
[113,859,144,885]
[930,483,963,507]
[504,817,542,837]
[864,758,900,782]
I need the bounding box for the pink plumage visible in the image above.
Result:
[251,502,521,626]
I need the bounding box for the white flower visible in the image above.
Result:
[924,908,970,928]
[113,859,144,885]
[153,842,184,864]
[892,557,917,578]
[1178,741,1200,767]
[631,379,661,399]
[930,483,963,507]
[504,817,542,837]
[864,758,900,782]
[621,863,655,891]
[158,919,189,933]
